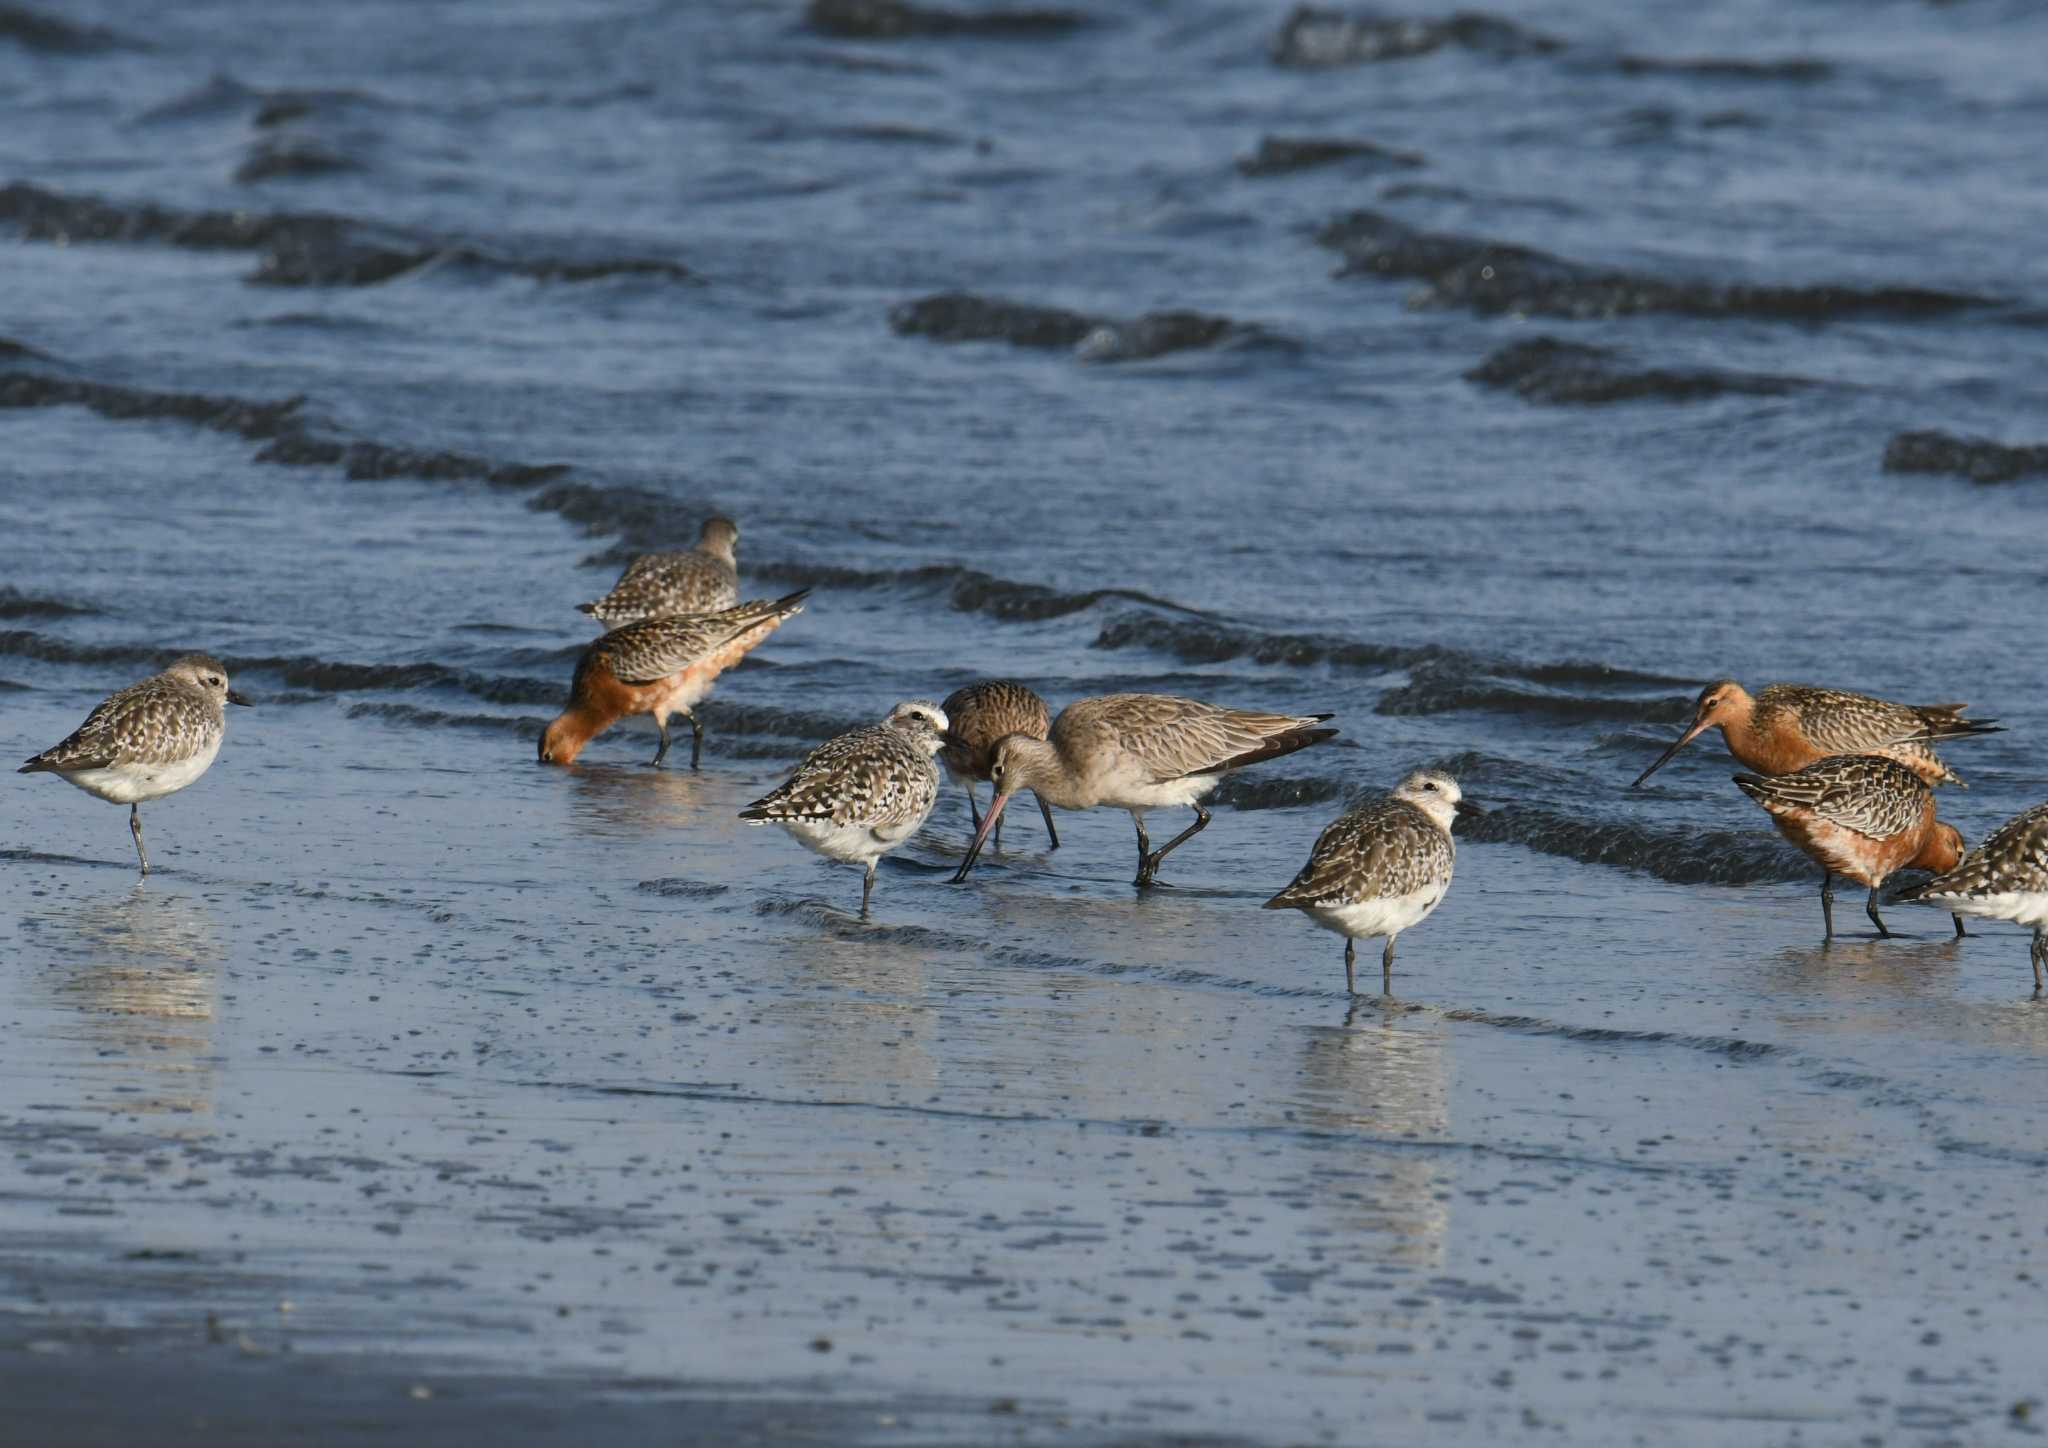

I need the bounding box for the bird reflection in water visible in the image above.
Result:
[564,759,718,838]
[34,884,221,1123]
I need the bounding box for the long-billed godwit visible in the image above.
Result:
[577,517,741,630]
[739,700,951,916]
[537,589,808,768]
[1633,680,2000,790]
[1732,754,1966,940]
[939,680,1059,853]
[1894,802,2048,991]
[19,654,252,876]
[950,693,1336,888]
[1265,768,1477,995]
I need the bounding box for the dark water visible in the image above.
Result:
[5,1,2048,1441]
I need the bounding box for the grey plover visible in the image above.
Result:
[1265,768,1475,995]
[739,700,950,916]
[577,516,741,630]
[538,590,808,768]
[1895,802,2048,990]
[1732,754,1965,940]
[950,693,1336,888]
[19,653,251,876]
[1633,680,1999,790]
[939,680,1059,852]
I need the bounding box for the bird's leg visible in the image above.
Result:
[128,802,148,884]
[1132,814,1153,886]
[995,798,1005,854]
[2033,933,2045,995]
[1344,937,1356,996]
[684,708,704,770]
[1820,871,1835,941]
[1036,791,1060,851]
[1865,884,1891,939]
[1382,935,1397,994]
[649,715,672,768]
[861,862,876,919]
[1140,805,1212,885]
[967,784,982,833]
[1952,913,1968,939]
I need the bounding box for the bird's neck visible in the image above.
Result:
[1004,736,1086,808]
[540,696,620,765]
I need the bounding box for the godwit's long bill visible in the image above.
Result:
[1633,680,2000,790]
[951,693,1337,888]
[1731,754,1965,940]
[739,700,952,916]
[538,589,808,768]
[1265,768,1478,995]
[19,653,253,876]
[1894,802,2048,991]
[939,679,1060,852]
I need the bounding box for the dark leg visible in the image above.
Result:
[1344,937,1356,996]
[967,784,982,833]
[995,799,1004,853]
[1865,884,1892,939]
[1952,913,1968,939]
[649,716,671,767]
[1820,872,1835,941]
[1035,791,1061,851]
[130,803,149,877]
[2033,934,2044,995]
[1138,805,1212,887]
[1382,936,1396,994]
[1132,815,1152,886]
[860,862,876,919]
[685,709,704,770]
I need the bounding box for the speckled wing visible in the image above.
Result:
[741,726,940,829]
[1763,685,1959,782]
[1731,754,1927,840]
[1903,803,2048,901]
[1060,694,1333,782]
[939,680,1050,776]
[1268,798,1453,908]
[590,593,804,684]
[21,675,213,772]
[580,550,739,626]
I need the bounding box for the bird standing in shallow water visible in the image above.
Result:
[538,590,808,768]
[1633,680,2000,790]
[939,680,1059,853]
[1894,802,2048,991]
[951,693,1337,888]
[739,700,951,917]
[577,516,741,630]
[19,653,252,876]
[1732,754,1966,940]
[1265,768,1476,995]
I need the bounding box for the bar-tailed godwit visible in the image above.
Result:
[19,653,252,876]
[1264,768,1476,995]
[538,589,808,768]
[1732,754,1965,940]
[1633,680,2000,790]
[1895,802,2048,990]
[939,680,1059,852]
[739,700,951,916]
[950,693,1336,887]
[578,516,741,630]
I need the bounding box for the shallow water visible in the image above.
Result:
[4,0,2048,1441]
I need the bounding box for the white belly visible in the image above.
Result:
[56,736,221,805]
[1110,774,1221,812]
[1935,891,2048,931]
[1302,886,1447,943]
[774,819,903,866]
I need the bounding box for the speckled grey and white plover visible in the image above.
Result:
[18,653,252,876]
[739,700,951,916]
[1633,679,2001,790]
[1894,801,2048,991]
[539,590,809,768]
[1732,754,1966,940]
[577,516,742,631]
[950,693,1337,888]
[1265,768,1476,995]
[938,679,1059,853]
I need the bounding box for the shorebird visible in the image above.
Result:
[950,693,1337,888]
[577,516,741,630]
[739,700,951,916]
[1632,680,2000,790]
[537,590,808,768]
[1731,754,1966,940]
[1265,768,1476,995]
[939,680,1059,853]
[19,654,251,876]
[1895,802,2048,990]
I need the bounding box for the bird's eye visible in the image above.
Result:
[991,764,1004,781]
[1423,781,1437,791]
